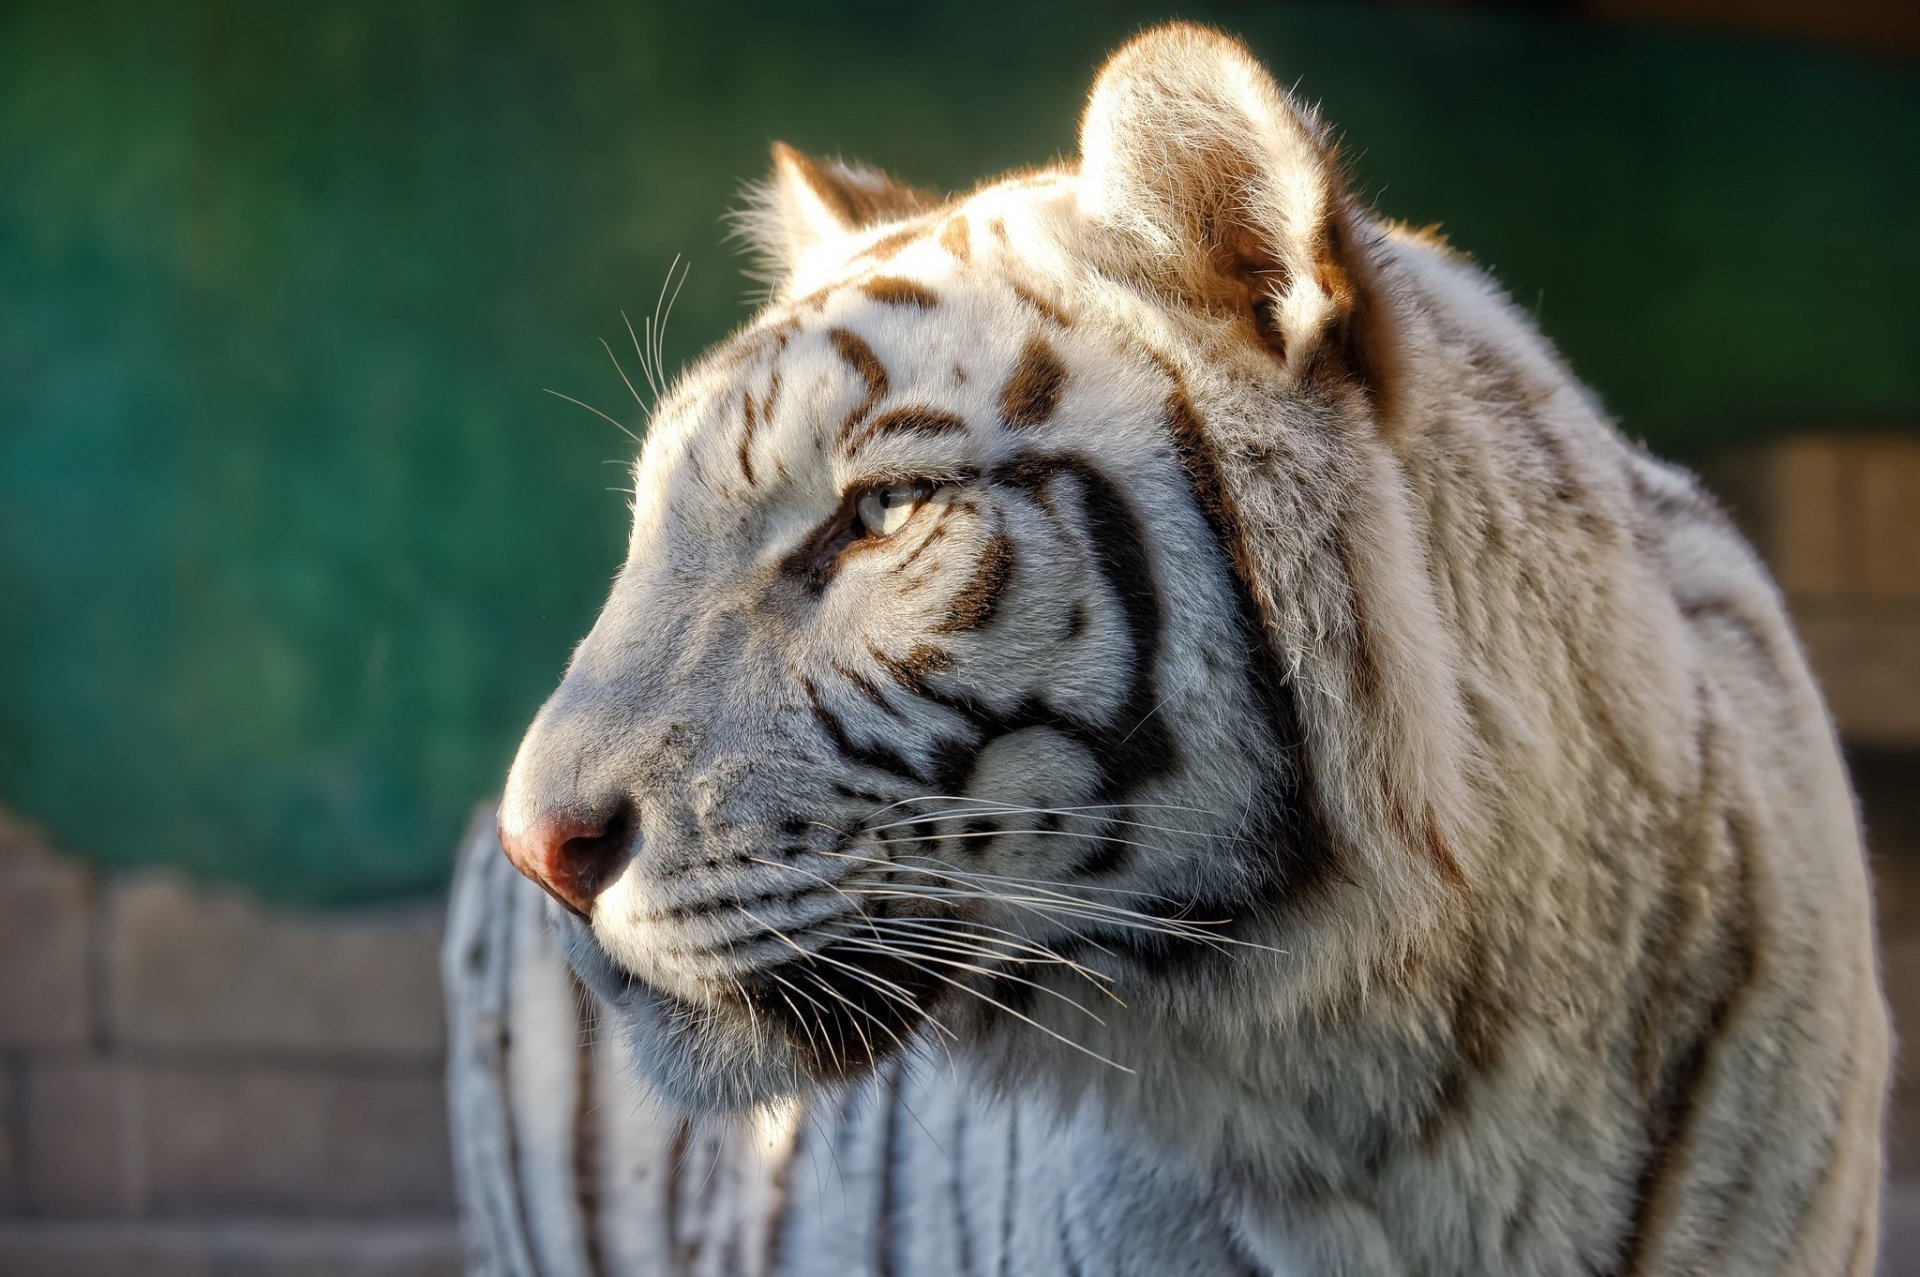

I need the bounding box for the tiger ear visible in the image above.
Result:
[1079,24,1392,401]
[738,143,940,297]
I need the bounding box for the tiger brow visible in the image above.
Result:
[843,404,971,457]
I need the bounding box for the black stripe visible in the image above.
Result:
[999,1115,1018,1277]
[642,874,838,923]
[567,972,607,1277]
[868,641,952,699]
[761,1110,801,1275]
[664,1118,693,1276]
[1157,385,1336,902]
[806,679,927,785]
[1679,595,1785,679]
[492,858,541,1269]
[875,1057,907,1277]
[835,663,904,720]
[1613,806,1761,1275]
[953,1102,979,1277]
[1058,1210,1087,1277]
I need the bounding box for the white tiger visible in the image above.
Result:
[446,23,1890,1275]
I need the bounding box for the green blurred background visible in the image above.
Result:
[2,1,1916,904]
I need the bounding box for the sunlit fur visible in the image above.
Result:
[482,23,1888,1275]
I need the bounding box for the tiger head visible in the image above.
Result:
[500,24,1468,1112]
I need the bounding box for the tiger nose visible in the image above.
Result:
[498,801,634,919]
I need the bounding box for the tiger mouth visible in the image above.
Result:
[722,936,950,1080]
[564,879,969,1085]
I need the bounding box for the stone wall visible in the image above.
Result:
[0,807,463,1275]
[1713,433,1920,750]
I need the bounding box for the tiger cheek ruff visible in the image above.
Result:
[467,22,1889,1276]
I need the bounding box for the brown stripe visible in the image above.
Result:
[855,224,923,262]
[896,505,954,572]
[836,662,904,719]
[939,216,971,261]
[1843,1210,1873,1277]
[868,641,952,697]
[861,275,939,308]
[773,144,937,230]
[829,328,889,446]
[763,368,782,417]
[1422,805,1467,892]
[1416,933,1510,1153]
[935,533,1015,632]
[1450,934,1509,1073]
[1009,280,1070,327]
[738,390,760,486]
[847,404,968,454]
[1329,526,1383,707]
[999,335,1067,429]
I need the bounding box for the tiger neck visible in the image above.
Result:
[965,951,1546,1273]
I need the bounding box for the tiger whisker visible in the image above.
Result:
[822,845,1192,906]
[751,925,898,1069]
[763,974,829,1073]
[832,933,1108,1024]
[735,861,962,1049]
[827,884,1236,953]
[826,877,1285,955]
[622,309,660,403]
[826,938,1134,1075]
[867,827,1200,865]
[857,923,1125,1012]
[864,916,1122,996]
[742,852,1124,1001]
[654,255,689,384]
[856,794,1228,824]
[543,387,642,445]
[864,806,1249,847]
[872,908,1119,961]
[736,903,958,1054]
[600,336,651,419]
[823,848,1204,913]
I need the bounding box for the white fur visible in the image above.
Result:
[470,23,1888,1276]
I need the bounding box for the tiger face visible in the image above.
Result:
[501,29,1385,1113]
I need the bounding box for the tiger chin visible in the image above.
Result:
[487,21,1888,1276]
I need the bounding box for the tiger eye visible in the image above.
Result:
[854,481,929,538]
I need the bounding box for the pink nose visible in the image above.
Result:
[498,804,631,919]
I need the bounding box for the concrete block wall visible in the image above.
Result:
[0,808,462,1275]
[1713,432,1920,749]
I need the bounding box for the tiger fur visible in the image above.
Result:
[452,23,1890,1275]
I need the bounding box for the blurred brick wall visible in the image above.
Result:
[0,809,461,1275]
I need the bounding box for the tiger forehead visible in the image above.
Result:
[700,266,1087,478]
